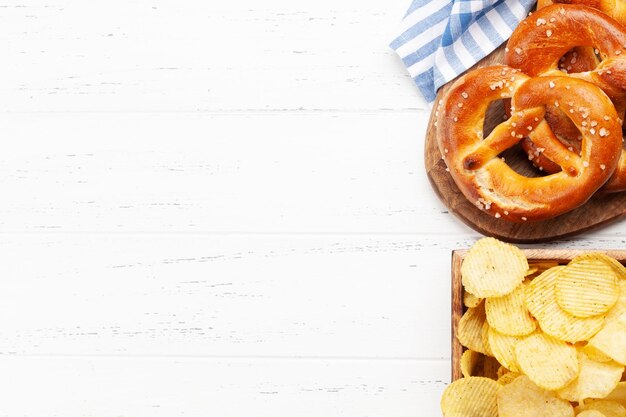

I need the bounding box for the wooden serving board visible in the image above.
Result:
[425,45,626,243]
[450,248,626,382]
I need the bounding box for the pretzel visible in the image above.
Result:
[537,0,626,27]
[505,4,626,191]
[536,0,624,73]
[436,66,622,222]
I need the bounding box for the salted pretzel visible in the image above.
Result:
[436,66,622,222]
[505,4,626,191]
[536,0,626,73]
[538,0,626,26]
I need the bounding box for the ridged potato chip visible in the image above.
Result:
[486,282,536,336]
[497,375,574,417]
[487,327,526,373]
[587,313,626,366]
[463,291,483,308]
[482,320,493,357]
[605,382,626,406]
[460,349,481,378]
[577,411,608,417]
[556,258,619,318]
[526,266,538,276]
[515,333,579,391]
[526,266,605,342]
[461,237,528,298]
[525,261,561,279]
[557,351,624,403]
[583,344,614,363]
[457,303,490,356]
[483,355,500,380]
[441,377,499,417]
[605,280,626,323]
[497,371,520,386]
[572,253,626,281]
[577,400,626,417]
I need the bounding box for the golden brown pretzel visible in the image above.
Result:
[506,5,626,103]
[537,0,626,26]
[436,66,622,222]
[536,0,620,73]
[505,4,626,191]
[528,3,601,168]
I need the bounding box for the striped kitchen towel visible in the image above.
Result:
[390,0,536,103]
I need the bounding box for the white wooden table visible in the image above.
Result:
[2,1,625,415]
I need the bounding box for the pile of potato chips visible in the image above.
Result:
[442,237,626,417]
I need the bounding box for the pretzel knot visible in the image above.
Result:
[537,0,626,27]
[436,66,622,222]
[505,4,626,191]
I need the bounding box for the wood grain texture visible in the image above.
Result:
[451,249,626,381]
[425,46,626,243]
[0,0,423,112]
[0,356,448,417]
[0,111,473,234]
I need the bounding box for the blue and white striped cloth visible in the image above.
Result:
[390,0,536,103]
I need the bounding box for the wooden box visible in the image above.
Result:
[451,248,626,381]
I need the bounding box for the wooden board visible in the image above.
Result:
[425,45,626,243]
[451,248,626,381]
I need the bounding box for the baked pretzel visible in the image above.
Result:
[536,0,617,73]
[538,0,626,27]
[436,66,622,222]
[505,4,626,191]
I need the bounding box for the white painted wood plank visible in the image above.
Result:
[0,111,475,235]
[0,0,424,112]
[0,235,455,358]
[0,356,448,417]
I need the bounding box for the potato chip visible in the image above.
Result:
[572,253,626,281]
[606,382,626,406]
[463,291,482,308]
[577,400,626,417]
[497,365,508,379]
[515,332,579,390]
[577,411,607,417]
[526,266,538,276]
[497,372,520,386]
[526,266,605,342]
[497,375,574,417]
[441,377,499,417]
[461,237,528,298]
[583,344,614,363]
[487,327,526,373]
[526,259,559,280]
[483,355,500,380]
[460,349,480,378]
[557,351,624,403]
[486,282,536,336]
[587,313,626,366]
[457,303,490,355]
[556,258,619,318]
[526,261,561,278]
[605,280,626,323]
[482,321,493,357]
